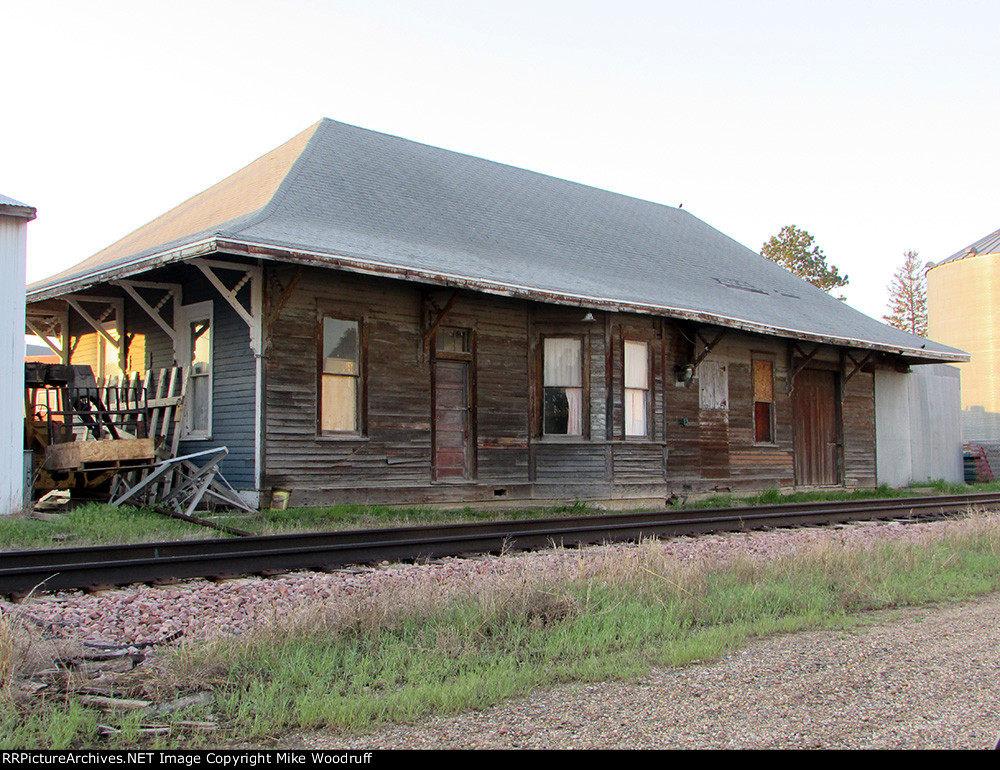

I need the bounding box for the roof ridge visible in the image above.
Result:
[306,118,691,215]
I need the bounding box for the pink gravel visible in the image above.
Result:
[0,516,983,647]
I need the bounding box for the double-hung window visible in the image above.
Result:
[624,340,650,437]
[179,301,213,439]
[543,337,583,436]
[97,322,123,385]
[321,317,361,434]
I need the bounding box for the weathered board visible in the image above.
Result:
[48,258,885,506]
[44,438,156,470]
[792,368,840,485]
[259,265,882,505]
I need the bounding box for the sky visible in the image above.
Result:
[4,0,999,322]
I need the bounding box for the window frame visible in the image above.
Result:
[317,314,366,438]
[623,338,651,439]
[752,356,776,445]
[96,320,123,386]
[177,300,214,440]
[540,335,588,439]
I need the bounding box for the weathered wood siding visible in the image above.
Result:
[265,268,429,502]
[727,344,795,486]
[842,370,877,487]
[662,324,701,483]
[262,266,881,505]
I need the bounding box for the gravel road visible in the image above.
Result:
[302,594,1000,750]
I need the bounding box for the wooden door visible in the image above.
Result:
[792,368,840,485]
[432,328,475,481]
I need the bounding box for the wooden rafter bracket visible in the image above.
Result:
[114,280,182,344]
[263,266,303,344]
[422,289,461,354]
[25,313,67,360]
[786,342,822,394]
[194,259,263,354]
[841,349,873,394]
[690,328,726,369]
[66,296,123,349]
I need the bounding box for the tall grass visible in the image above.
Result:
[5,510,1000,748]
[0,613,18,701]
[168,510,1000,741]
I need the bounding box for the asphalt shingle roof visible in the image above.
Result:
[27,119,965,362]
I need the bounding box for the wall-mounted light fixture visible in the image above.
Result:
[581,311,596,322]
[675,364,695,386]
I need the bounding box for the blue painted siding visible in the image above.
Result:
[177,278,257,491]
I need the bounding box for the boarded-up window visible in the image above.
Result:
[753,359,774,443]
[625,340,649,437]
[321,318,360,433]
[699,361,728,411]
[543,338,583,435]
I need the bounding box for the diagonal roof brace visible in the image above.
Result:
[263,267,303,353]
[840,349,874,399]
[422,289,461,357]
[193,259,263,355]
[114,279,182,344]
[65,296,123,349]
[786,342,822,394]
[26,309,68,362]
[691,328,726,370]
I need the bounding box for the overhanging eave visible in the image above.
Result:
[26,236,970,365]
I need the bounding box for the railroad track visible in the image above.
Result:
[3,492,999,599]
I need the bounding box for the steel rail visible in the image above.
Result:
[2,492,999,597]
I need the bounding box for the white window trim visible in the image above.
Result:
[176,300,214,440]
[96,320,123,385]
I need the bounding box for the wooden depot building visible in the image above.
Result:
[26,120,968,508]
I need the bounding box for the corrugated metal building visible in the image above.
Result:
[2,194,35,515]
[26,121,968,507]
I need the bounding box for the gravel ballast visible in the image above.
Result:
[3,514,999,749]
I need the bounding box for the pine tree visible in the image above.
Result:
[883,250,928,336]
[760,225,849,298]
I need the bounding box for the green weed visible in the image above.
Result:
[6,502,1000,748]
